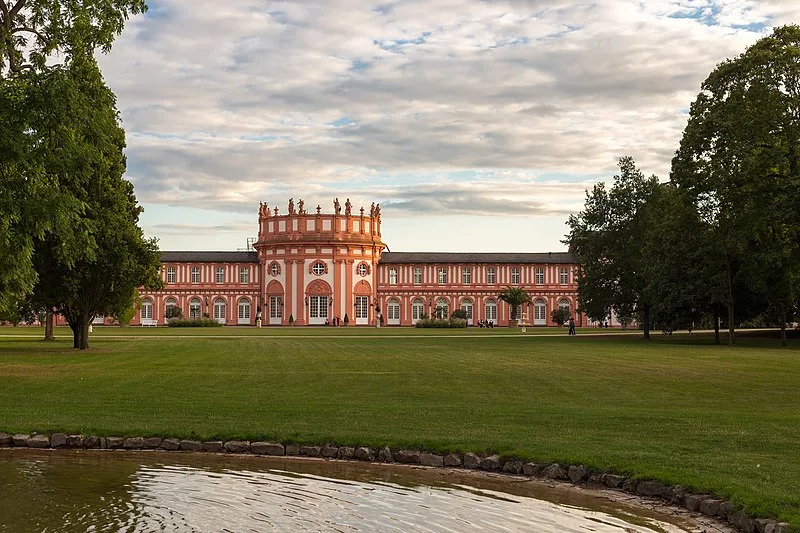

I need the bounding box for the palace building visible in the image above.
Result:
[131,199,585,327]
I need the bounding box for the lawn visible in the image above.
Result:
[1,327,798,527]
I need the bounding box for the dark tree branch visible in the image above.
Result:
[11,25,50,45]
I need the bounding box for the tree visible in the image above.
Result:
[565,157,661,338]
[26,56,161,350]
[0,0,146,317]
[550,307,570,327]
[671,24,800,345]
[0,0,147,75]
[497,286,532,325]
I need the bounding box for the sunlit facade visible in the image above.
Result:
[131,200,587,327]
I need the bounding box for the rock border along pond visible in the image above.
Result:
[0,431,789,533]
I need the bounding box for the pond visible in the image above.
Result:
[0,450,699,532]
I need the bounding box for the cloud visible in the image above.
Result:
[95,0,800,233]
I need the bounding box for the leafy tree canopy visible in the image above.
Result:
[0,0,147,75]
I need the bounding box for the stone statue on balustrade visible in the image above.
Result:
[345,198,352,216]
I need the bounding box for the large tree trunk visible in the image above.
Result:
[780,306,787,348]
[44,310,55,341]
[642,304,650,339]
[713,305,720,345]
[70,313,91,350]
[724,263,735,345]
[80,317,90,350]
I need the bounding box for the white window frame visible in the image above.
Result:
[535,268,544,285]
[534,300,547,325]
[213,298,226,324]
[560,267,569,284]
[435,298,449,319]
[413,268,422,284]
[389,268,398,284]
[191,267,200,284]
[270,263,280,276]
[167,267,175,284]
[312,262,326,276]
[189,298,202,319]
[216,267,224,284]
[357,263,368,276]
[238,298,251,324]
[438,268,447,284]
[165,298,177,318]
[511,267,520,285]
[387,299,400,324]
[462,267,471,284]
[240,267,250,284]
[485,299,497,322]
[140,299,153,320]
[411,298,425,322]
[487,267,496,284]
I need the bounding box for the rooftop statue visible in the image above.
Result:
[345,198,352,215]
[298,198,304,214]
[288,198,295,215]
[334,197,341,214]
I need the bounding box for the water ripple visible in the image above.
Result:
[0,451,695,533]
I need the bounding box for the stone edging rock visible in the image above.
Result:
[0,431,789,533]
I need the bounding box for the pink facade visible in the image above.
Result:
[130,199,585,327]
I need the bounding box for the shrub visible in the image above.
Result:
[551,308,570,327]
[415,318,467,328]
[167,318,222,328]
[450,309,468,320]
[343,313,349,324]
[165,306,184,320]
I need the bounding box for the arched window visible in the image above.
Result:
[435,297,449,319]
[357,262,369,276]
[189,298,202,319]
[559,299,570,315]
[534,299,547,325]
[412,298,425,322]
[389,268,398,284]
[213,298,226,323]
[485,299,497,322]
[270,262,281,276]
[387,298,400,324]
[461,298,473,321]
[140,299,153,320]
[191,267,200,283]
[238,298,251,321]
[165,298,177,319]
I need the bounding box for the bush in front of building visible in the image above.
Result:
[551,308,570,327]
[167,318,223,328]
[415,318,467,328]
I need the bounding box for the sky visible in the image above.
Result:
[95,0,800,253]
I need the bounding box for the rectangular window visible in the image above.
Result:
[487,268,496,284]
[167,267,175,284]
[355,296,369,319]
[240,267,249,284]
[511,267,520,285]
[438,267,447,284]
[462,268,471,284]
[216,267,224,284]
[413,268,422,284]
[560,267,569,284]
[389,268,398,284]
[191,267,199,284]
[535,268,544,285]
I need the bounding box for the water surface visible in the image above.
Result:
[0,450,697,532]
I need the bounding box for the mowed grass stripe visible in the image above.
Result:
[0,332,798,526]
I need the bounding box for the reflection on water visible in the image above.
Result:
[0,450,694,532]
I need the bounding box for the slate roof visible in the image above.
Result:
[160,251,259,263]
[379,252,576,264]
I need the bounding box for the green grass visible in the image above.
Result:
[1,328,798,527]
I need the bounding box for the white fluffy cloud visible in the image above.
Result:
[96,0,800,250]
